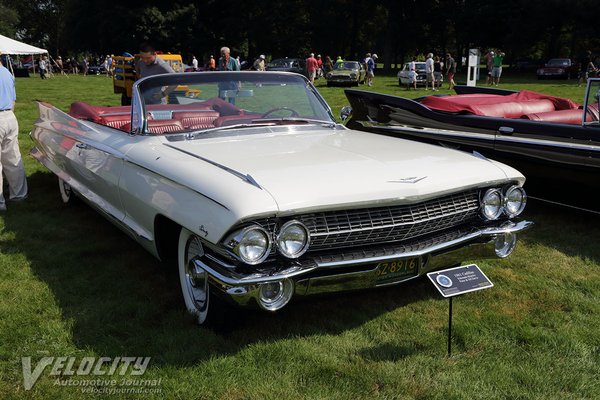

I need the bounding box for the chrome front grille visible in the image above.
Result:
[299,190,480,251]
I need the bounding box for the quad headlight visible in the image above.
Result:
[481,189,503,220]
[503,185,527,217]
[225,225,271,265]
[481,186,527,220]
[276,220,310,258]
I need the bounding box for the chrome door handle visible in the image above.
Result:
[498,126,514,135]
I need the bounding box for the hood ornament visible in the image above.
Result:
[388,176,427,184]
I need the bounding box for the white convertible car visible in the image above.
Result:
[30,72,531,324]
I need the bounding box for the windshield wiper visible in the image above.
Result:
[256,117,337,127]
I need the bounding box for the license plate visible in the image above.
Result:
[375,257,420,284]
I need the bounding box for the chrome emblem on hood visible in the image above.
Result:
[388,176,427,184]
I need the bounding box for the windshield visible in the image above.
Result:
[267,59,293,68]
[334,62,360,70]
[134,72,334,135]
[547,59,570,66]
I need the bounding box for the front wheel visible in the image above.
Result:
[58,178,77,204]
[178,228,211,324]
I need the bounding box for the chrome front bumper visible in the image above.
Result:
[193,220,532,310]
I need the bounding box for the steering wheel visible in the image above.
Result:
[262,107,300,118]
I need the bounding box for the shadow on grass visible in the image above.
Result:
[2,171,438,365]
[520,198,600,261]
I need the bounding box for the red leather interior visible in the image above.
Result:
[173,111,219,128]
[469,99,555,118]
[520,109,590,124]
[97,114,131,129]
[68,102,103,123]
[421,90,580,119]
[147,119,184,134]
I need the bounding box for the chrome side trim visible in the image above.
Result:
[369,122,600,153]
[162,143,262,189]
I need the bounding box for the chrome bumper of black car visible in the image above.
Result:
[191,220,532,311]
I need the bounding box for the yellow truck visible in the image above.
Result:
[113,53,195,105]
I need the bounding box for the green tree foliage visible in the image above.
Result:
[3,0,600,67]
[0,2,20,37]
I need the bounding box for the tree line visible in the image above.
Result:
[2,0,599,69]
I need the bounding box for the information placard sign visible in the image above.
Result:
[427,264,493,298]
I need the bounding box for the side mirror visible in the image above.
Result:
[340,106,352,122]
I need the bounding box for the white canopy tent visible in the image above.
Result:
[0,34,48,76]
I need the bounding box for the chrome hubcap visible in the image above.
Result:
[184,236,208,312]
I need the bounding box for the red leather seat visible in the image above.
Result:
[120,120,184,134]
[97,114,131,129]
[172,111,219,128]
[146,119,184,134]
[521,109,590,124]
[470,100,555,118]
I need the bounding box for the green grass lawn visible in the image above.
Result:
[1,72,599,399]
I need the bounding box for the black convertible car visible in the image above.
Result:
[344,80,600,213]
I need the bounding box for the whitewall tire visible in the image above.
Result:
[178,228,210,325]
[58,178,75,204]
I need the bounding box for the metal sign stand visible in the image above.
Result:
[447,297,453,357]
[427,264,494,358]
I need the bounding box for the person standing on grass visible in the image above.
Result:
[425,53,435,91]
[306,53,318,84]
[253,54,266,71]
[82,58,89,76]
[577,50,597,87]
[316,55,323,78]
[446,53,456,90]
[365,53,378,86]
[433,56,443,90]
[39,56,47,79]
[492,50,505,86]
[324,55,334,74]
[0,53,28,212]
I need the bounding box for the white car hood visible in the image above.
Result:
[164,127,521,213]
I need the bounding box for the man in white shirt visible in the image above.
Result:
[192,56,199,71]
[425,53,435,91]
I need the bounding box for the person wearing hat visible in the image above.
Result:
[366,53,378,86]
[253,54,266,71]
[0,52,28,211]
